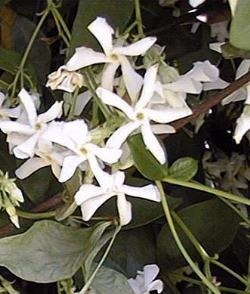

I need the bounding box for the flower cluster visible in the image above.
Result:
[0,17,223,226]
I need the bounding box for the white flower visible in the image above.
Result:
[0,92,20,120]
[0,89,63,159]
[47,17,156,100]
[189,0,205,7]
[128,264,163,294]
[96,65,192,164]
[74,170,160,225]
[43,120,122,182]
[234,104,250,144]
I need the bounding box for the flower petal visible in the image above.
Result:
[141,120,166,164]
[145,107,192,123]
[66,47,108,71]
[143,264,160,286]
[113,37,156,56]
[38,101,63,123]
[74,184,105,205]
[121,184,160,202]
[203,77,229,91]
[151,124,176,134]
[186,61,219,82]
[59,155,84,182]
[136,65,158,110]
[13,133,40,159]
[234,106,250,144]
[106,121,139,149]
[163,76,202,94]
[75,90,92,115]
[101,62,120,91]
[88,17,114,55]
[119,56,143,102]
[89,144,122,163]
[0,121,34,135]
[15,158,48,179]
[236,59,250,79]
[96,87,134,118]
[117,193,132,225]
[147,279,164,293]
[18,88,37,126]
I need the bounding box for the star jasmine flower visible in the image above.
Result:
[74,170,160,225]
[47,17,156,100]
[0,89,63,159]
[0,92,20,121]
[128,264,163,294]
[234,105,250,144]
[43,120,122,182]
[96,65,192,164]
[189,0,205,7]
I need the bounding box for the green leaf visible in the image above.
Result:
[128,134,168,181]
[169,157,198,181]
[92,266,134,294]
[0,220,111,282]
[221,42,250,59]
[70,0,134,51]
[157,199,241,270]
[229,0,250,51]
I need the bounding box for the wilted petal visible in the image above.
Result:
[13,133,40,159]
[38,101,63,123]
[136,65,158,110]
[121,184,160,202]
[119,56,143,102]
[96,87,134,118]
[19,89,37,126]
[114,37,156,56]
[141,120,166,164]
[116,193,132,225]
[186,60,219,82]
[15,158,49,179]
[101,62,120,91]
[66,47,108,71]
[88,17,114,55]
[106,121,139,149]
[145,107,192,123]
[89,144,122,163]
[80,193,112,220]
[59,155,84,182]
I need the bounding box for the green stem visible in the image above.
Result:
[51,10,70,47]
[134,0,144,37]
[51,7,71,42]
[79,224,121,294]
[67,87,79,120]
[16,209,56,220]
[156,181,221,294]
[210,260,249,286]
[163,177,250,205]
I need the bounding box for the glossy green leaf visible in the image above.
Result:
[70,0,134,51]
[157,199,241,270]
[0,220,111,282]
[229,0,250,51]
[169,157,198,181]
[92,266,134,294]
[128,134,168,181]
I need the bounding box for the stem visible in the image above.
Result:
[16,208,56,220]
[163,177,250,205]
[156,181,220,294]
[79,224,121,294]
[134,0,144,37]
[67,87,79,120]
[51,7,71,42]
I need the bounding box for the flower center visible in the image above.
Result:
[80,147,88,156]
[35,122,43,130]
[110,53,119,61]
[136,112,145,120]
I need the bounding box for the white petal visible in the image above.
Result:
[209,42,224,53]
[136,65,158,110]
[236,59,250,79]
[38,101,63,123]
[163,77,202,94]
[117,193,132,225]
[75,91,92,115]
[51,163,61,179]
[106,122,140,149]
[222,88,246,105]
[113,37,156,56]
[245,85,250,104]
[0,92,4,106]
[234,107,250,144]
[89,144,122,163]
[203,78,229,91]
[88,17,114,55]
[96,87,134,118]
[15,158,48,179]
[66,47,108,71]
[0,121,34,135]
[144,264,160,286]
[19,89,37,126]
[63,119,89,146]
[141,121,166,164]
[151,124,176,134]
[127,279,141,294]
[145,107,192,123]
[2,106,21,119]
[101,62,120,91]
[74,184,105,205]
[59,155,84,182]
[121,184,160,202]
[119,56,143,102]
[147,280,164,293]
[13,133,39,159]
[186,61,219,82]
[189,0,205,7]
